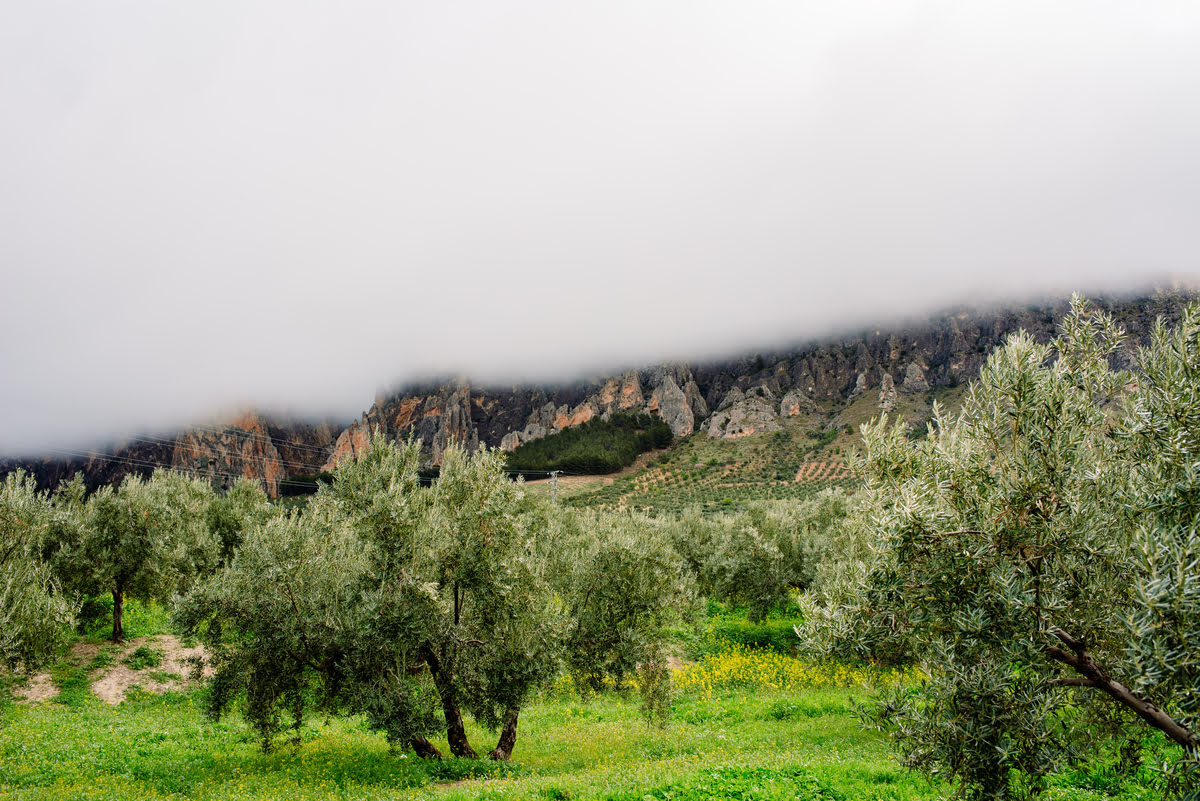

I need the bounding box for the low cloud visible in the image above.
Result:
[2,2,1198,454]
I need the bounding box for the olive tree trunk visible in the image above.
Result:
[1046,628,1197,750]
[421,643,478,758]
[111,587,125,643]
[410,736,444,759]
[488,707,520,761]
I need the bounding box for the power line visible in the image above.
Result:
[106,432,334,476]
[125,424,337,461]
[179,422,342,458]
[46,448,322,491]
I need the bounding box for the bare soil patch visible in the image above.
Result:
[12,672,59,704]
[91,635,210,705]
[71,641,102,662]
[14,641,100,704]
[15,636,210,705]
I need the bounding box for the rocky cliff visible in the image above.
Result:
[688,291,1187,437]
[4,288,1191,495]
[319,363,713,473]
[3,412,340,498]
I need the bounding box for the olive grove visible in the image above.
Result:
[178,438,693,758]
[80,471,221,642]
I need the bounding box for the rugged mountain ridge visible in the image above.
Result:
[324,364,711,472]
[5,412,340,498]
[4,289,1191,496]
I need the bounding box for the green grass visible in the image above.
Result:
[4,660,1171,800]
[1,684,948,801]
[123,645,164,671]
[7,642,1177,801]
[76,596,173,642]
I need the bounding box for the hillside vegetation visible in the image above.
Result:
[506,412,673,475]
[550,385,962,515]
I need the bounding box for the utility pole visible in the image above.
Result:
[550,470,561,505]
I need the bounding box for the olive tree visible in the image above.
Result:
[175,507,367,749]
[0,471,75,672]
[796,494,916,667]
[703,493,847,622]
[182,438,695,757]
[802,298,1199,797]
[1120,303,1200,783]
[84,470,219,641]
[332,440,562,760]
[547,507,695,723]
[182,439,562,760]
[204,477,271,565]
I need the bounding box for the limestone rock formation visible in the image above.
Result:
[903,361,930,393]
[779,389,818,417]
[499,401,560,451]
[706,396,782,439]
[596,371,645,413]
[684,380,709,419]
[717,387,745,412]
[647,375,694,437]
[323,416,374,472]
[878,373,897,411]
[172,412,288,496]
[497,364,710,449]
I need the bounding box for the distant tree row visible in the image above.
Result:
[506,412,672,475]
[277,471,335,497]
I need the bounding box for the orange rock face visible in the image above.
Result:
[393,398,421,430]
[322,420,371,472]
[597,379,619,406]
[171,412,287,497]
[569,404,596,426]
[617,374,644,410]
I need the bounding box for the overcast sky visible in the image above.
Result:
[3,2,1199,454]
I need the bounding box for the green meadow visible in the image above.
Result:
[0,606,1169,801]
